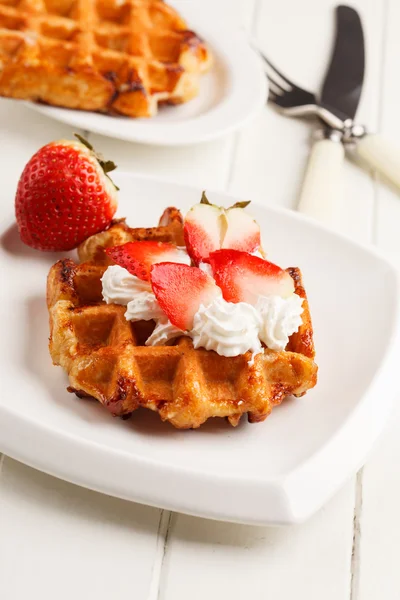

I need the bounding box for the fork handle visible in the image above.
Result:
[297,137,344,229]
[356,134,400,189]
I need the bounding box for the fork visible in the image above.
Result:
[261,54,346,226]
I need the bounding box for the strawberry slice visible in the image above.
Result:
[106,241,190,281]
[209,249,294,305]
[151,263,221,330]
[184,193,261,264]
[222,206,261,252]
[183,201,221,265]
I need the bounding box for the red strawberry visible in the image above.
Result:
[15,134,118,251]
[150,263,221,330]
[106,241,190,281]
[183,200,221,265]
[209,249,294,304]
[183,193,261,264]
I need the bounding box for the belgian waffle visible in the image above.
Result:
[0,0,212,117]
[47,208,318,429]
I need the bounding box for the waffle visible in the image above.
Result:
[47,208,318,429]
[0,0,212,117]
[78,206,185,264]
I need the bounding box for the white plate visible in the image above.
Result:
[24,4,267,146]
[1,174,399,526]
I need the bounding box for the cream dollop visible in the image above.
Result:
[101,265,304,358]
[145,318,184,346]
[191,295,262,357]
[101,265,164,321]
[101,265,150,305]
[256,294,304,351]
[125,294,164,322]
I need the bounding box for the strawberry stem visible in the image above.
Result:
[74,133,119,191]
[200,191,211,205]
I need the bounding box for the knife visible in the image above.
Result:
[298,5,364,225]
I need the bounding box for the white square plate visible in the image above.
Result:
[1,173,399,525]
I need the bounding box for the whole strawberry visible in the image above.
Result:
[15,134,118,251]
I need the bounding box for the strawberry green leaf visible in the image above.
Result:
[74,133,119,191]
[229,200,251,209]
[100,159,117,174]
[74,133,93,151]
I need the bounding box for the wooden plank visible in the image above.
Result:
[161,484,355,600]
[0,458,163,600]
[160,2,383,599]
[357,0,400,598]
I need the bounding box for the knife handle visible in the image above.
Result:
[297,137,344,228]
[356,134,400,189]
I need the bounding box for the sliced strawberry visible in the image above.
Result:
[209,249,294,304]
[150,263,221,330]
[222,207,261,253]
[106,241,190,281]
[184,202,221,265]
[184,194,261,264]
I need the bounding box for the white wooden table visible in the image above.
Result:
[1,1,400,598]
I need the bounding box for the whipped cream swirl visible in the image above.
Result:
[101,265,149,305]
[101,265,164,321]
[146,317,184,346]
[256,294,304,351]
[125,293,164,321]
[191,295,262,357]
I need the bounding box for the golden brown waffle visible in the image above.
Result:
[47,207,318,429]
[78,206,185,264]
[0,0,212,117]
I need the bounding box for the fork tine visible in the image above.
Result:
[268,80,284,97]
[265,75,286,94]
[267,89,278,103]
[258,52,295,89]
[267,89,285,108]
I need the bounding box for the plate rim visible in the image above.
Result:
[1,172,399,526]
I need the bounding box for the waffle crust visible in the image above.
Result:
[0,0,212,117]
[47,208,318,429]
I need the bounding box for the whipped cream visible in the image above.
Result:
[146,317,184,346]
[102,265,164,321]
[101,265,151,305]
[191,295,262,357]
[198,261,213,276]
[125,293,164,322]
[101,265,304,358]
[256,294,304,351]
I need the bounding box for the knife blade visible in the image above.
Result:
[320,5,365,123]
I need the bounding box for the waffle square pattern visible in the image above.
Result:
[47,208,318,429]
[0,0,212,117]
